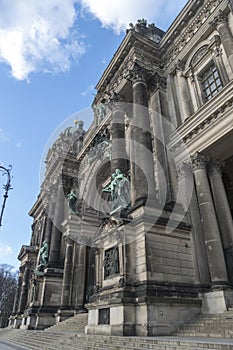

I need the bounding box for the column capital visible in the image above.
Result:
[125,62,149,85]
[207,160,223,176]
[177,162,193,179]
[211,10,228,28]
[64,235,74,245]
[192,153,207,171]
[109,92,125,111]
[148,72,167,94]
[175,59,185,72]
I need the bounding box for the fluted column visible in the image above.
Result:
[192,153,228,284]
[176,61,193,122]
[208,160,233,281]
[212,10,233,72]
[48,181,65,267]
[110,93,127,174]
[17,263,30,314]
[127,63,156,205]
[61,237,74,307]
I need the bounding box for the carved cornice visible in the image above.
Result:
[168,81,233,154]
[162,0,225,70]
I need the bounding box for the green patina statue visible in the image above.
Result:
[103,169,130,214]
[67,190,78,215]
[37,240,49,272]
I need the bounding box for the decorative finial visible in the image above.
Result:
[74,119,79,125]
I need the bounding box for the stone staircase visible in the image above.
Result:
[46,312,88,333]
[1,329,233,350]
[175,310,233,338]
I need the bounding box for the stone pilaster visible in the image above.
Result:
[60,237,74,307]
[126,63,156,205]
[48,181,65,267]
[110,93,127,174]
[175,61,193,122]
[212,10,233,72]
[150,75,174,205]
[167,73,179,128]
[211,35,229,85]
[192,153,228,284]
[208,160,233,281]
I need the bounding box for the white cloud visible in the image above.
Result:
[0,243,13,258]
[79,0,188,33]
[0,0,85,81]
[0,0,189,80]
[0,128,9,143]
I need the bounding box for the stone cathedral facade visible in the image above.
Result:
[9,0,233,336]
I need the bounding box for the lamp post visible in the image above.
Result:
[0,165,12,227]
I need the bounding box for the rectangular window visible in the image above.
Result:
[200,65,223,101]
[99,308,110,324]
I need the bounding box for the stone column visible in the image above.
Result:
[72,244,87,310]
[208,160,233,281]
[61,237,74,307]
[18,263,30,314]
[127,63,156,205]
[192,153,228,284]
[176,61,193,122]
[48,181,65,267]
[12,267,23,315]
[178,163,210,284]
[44,198,55,248]
[110,93,127,174]
[212,10,233,72]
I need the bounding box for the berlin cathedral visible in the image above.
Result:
[9,0,233,336]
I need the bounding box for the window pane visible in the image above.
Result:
[200,64,223,101]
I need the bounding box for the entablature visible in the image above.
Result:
[168,79,233,162]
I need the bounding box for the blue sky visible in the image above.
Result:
[0,0,188,269]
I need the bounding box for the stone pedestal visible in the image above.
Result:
[201,288,233,314]
[85,203,201,336]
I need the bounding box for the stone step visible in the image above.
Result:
[175,310,233,338]
[1,330,233,350]
[46,312,88,333]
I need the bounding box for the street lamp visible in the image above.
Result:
[0,165,12,227]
